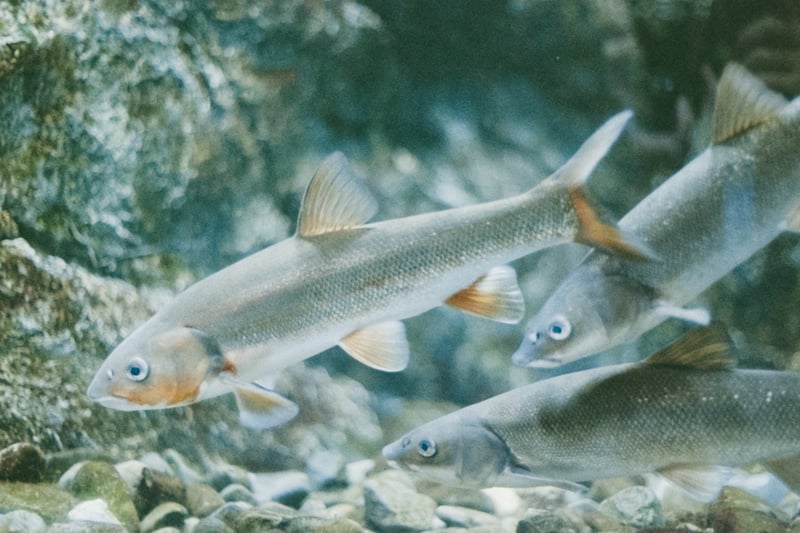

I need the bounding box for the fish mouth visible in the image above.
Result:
[522,357,564,369]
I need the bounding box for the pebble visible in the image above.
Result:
[435,505,500,528]
[134,467,187,517]
[66,498,122,525]
[220,482,258,505]
[113,460,146,495]
[138,452,175,475]
[708,486,787,533]
[249,470,311,507]
[345,459,375,486]
[363,469,438,532]
[0,443,46,483]
[0,509,47,533]
[185,481,225,517]
[207,460,251,491]
[307,449,346,489]
[139,501,189,533]
[58,461,138,531]
[598,485,664,528]
[162,449,204,486]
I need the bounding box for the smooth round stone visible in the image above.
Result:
[0,509,46,532]
[207,461,251,491]
[709,487,787,533]
[306,449,346,489]
[162,449,204,486]
[67,498,122,525]
[192,516,235,533]
[134,467,187,517]
[220,483,257,505]
[249,470,311,507]
[206,501,253,527]
[139,501,189,533]
[60,461,139,532]
[0,443,46,483]
[435,505,499,528]
[113,460,146,495]
[185,482,225,517]
[363,470,438,532]
[599,486,664,528]
[138,452,174,475]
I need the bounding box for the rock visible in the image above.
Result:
[45,522,128,533]
[708,486,787,533]
[363,470,438,532]
[231,502,300,532]
[66,498,122,525]
[0,443,46,483]
[149,528,182,533]
[134,467,186,517]
[205,501,253,528]
[185,482,224,517]
[0,509,47,533]
[206,461,251,492]
[517,508,592,533]
[60,461,138,532]
[435,505,499,528]
[282,516,368,533]
[192,516,235,533]
[138,453,174,476]
[138,502,189,533]
[598,486,664,528]
[344,459,375,486]
[249,470,311,507]
[0,482,74,523]
[161,449,204,486]
[112,460,146,495]
[219,483,257,505]
[307,449,346,489]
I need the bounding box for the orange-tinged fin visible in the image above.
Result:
[339,321,409,372]
[571,187,657,261]
[645,324,735,370]
[712,63,787,143]
[658,463,732,503]
[296,152,378,237]
[231,382,299,430]
[445,265,525,324]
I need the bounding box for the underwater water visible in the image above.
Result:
[1,0,800,531]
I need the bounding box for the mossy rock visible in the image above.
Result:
[0,481,74,523]
[66,461,139,531]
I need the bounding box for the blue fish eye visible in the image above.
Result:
[126,357,150,382]
[547,316,572,341]
[417,438,437,458]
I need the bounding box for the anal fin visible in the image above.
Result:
[339,321,409,372]
[445,265,525,324]
[231,382,299,430]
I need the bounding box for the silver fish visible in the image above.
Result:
[384,326,800,502]
[86,111,648,429]
[513,63,800,369]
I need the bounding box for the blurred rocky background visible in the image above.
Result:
[2,0,800,530]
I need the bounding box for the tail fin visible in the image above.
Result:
[553,110,656,261]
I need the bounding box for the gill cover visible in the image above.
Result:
[88,325,224,409]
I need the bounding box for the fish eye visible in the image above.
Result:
[417,438,437,458]
[125,357,150,382]
[547,316,572,341]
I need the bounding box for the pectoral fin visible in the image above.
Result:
[654,300,711,325]
[645,324,736,370]
[658,463,732,503]
[494,465,587,493]
[445,265,525,324]
[339,321,409,372]
[230,382,299,430]
[297,152,379,237]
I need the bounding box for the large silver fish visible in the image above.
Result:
[513,63,800,369]
[86,111,647,429]
[384,326,800,502]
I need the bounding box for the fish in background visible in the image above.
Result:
[513,63,800,369]
[87,111,650,429]
[384,325,800,502]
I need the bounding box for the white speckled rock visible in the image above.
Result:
[66,498,122,525]
[0,509,47,533]
[599,486,665,528]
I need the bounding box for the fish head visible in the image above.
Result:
[512,266,648,368]
[382,417,509,488]
[87,323,227,411]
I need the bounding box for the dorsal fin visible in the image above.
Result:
[712,63,788,143]
[296,152,378,237]
[645,324,735,370]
